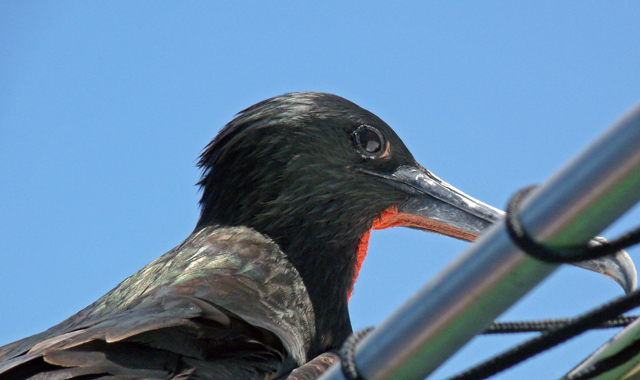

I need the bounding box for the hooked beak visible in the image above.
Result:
[363,165,637,294]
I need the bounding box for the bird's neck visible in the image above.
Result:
[274,224,363,353]
[196,165,390,351]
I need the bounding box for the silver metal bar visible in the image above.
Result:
[319,103,640,380]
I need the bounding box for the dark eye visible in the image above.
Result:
[354,125,385,157]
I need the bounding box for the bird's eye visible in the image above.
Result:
[354,125,385,157]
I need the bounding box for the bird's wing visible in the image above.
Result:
[0,226,316,380]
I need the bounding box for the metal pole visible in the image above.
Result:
[319,103,640,380]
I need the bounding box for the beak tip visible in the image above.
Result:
[612,259,637,294]
[574,237,637,294]
[620,260,637,294]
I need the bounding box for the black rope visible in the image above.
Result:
[340,327,374,380]
[336,317,638,380]
[339,187,640,380]
[445,186,640,380]
[505,186,640,264]
[447,285,640,380]
[561,337,640,380]
[484,316,639,334]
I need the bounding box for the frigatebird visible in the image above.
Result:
[0,92,635,379]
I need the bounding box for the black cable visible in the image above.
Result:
[448,288,640,380]
[562,338,640,380]
[505,186,640,263]
[484,316,639,334]
[340,327,374,380]
[340,187,640,380]
[445,186,640,380]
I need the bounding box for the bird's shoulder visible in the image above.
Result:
[0,226,316,379]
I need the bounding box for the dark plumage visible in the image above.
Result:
[0,92,421,379]
[1,92,629,379]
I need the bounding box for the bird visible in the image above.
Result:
[0,92,635,380]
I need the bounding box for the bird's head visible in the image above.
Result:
[197,92,497,286]
[195,92,634,347]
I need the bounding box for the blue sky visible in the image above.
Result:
[1,3,639,379]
